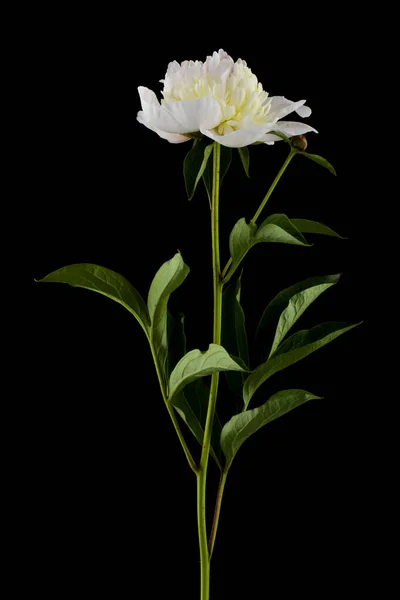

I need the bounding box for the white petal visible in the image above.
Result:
[261,133,282,145]
[163,97,223,132]
[270,121,318,137]
[200,126,265,148]
[296,105,312,118]
[138,86,160,108]
[137,112,190,143]
[268,96,309,121]
[138,87,222,135]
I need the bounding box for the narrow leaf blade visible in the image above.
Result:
[220,145,232,186]
[37,264,150,334]
[229,218,257,266]
[184,140,214,200]
[228,214,310,273]
[221,389,321,464]
[256,214,309,246]
[301,152,337,175]
[166,311,186,378]
[256,274,342,359]
[244,322,360,408]
[222,273,250,396]
[290,219,345,239]
[168,343,246,400]
[238,147,250,177]
[269,281,339,358]
[173,379,222,469]
[148,253,190,381]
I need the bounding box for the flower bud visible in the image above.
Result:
[292,135,308,151]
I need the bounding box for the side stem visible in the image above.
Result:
[221,148,296,281]
[149,341,198,475]
[197,142,222,600]
[208,468,229,559]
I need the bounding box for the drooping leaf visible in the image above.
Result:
[173,379,223,469]
[243,322,360,409]
[268,281,340,358]
[290,219,345,239]
[220,145,233,186]
[221,389,321,465]
[166,311,186,378]
[300,152,337,175]
[184,139,214,200]
[147,253,190,383]
[238,147,250,177]
[168,343,247,400]
[222,273,249,396]
[229,214,310,271]
[203,145,233,203]
[167,311,222,468]
[36,264,150,336]
[256,274,341,360]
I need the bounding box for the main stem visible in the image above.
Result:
[197,143,222,600]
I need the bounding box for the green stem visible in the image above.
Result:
[197,142,222,600]
[208,468,229,559]
[149,341,198,475]
[221,148,296,281]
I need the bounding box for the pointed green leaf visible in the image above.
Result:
[221,389,321,465]
[268,280,340,358]
[244,322,360,409]
[203,144,232,202]
[238,147,250,177]
[290,219,345,239]
[166,311,186,378]
[220,145,232,186]
[167,311,222,468]
[173,379,222,469]
[301,152,336,175]
[184,139,214,200]
[222,273,249,396]
[229,214,310,271]
[36,264,150,335]
[148,253,190,381]
[256,274,341,360]
[168,343,247,400]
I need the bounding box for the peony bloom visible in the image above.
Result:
[137,49,317,148]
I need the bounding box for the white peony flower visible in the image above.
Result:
[137,49,317,148]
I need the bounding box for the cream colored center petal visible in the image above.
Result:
[162,61,272,135]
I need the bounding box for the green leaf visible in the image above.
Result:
[168,343,247,400]
[238,147,250,177]
[268,280,340,358]
[173,379,223,469]
[256,274,341,360]
[166,311,186,378]
[184,139,214,200]
[229,214,310,271]
[290,219,345,239]
[221,389,321,465]
[220,145,233,186]
[222,273,249,396]
[244,322,360,409]
[36,263,150,335]
[301,152,337,175]
[203,145,232,203]
[167,311,222,468]
[147,253,190,382]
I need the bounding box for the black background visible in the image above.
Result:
[25,11,373,599]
